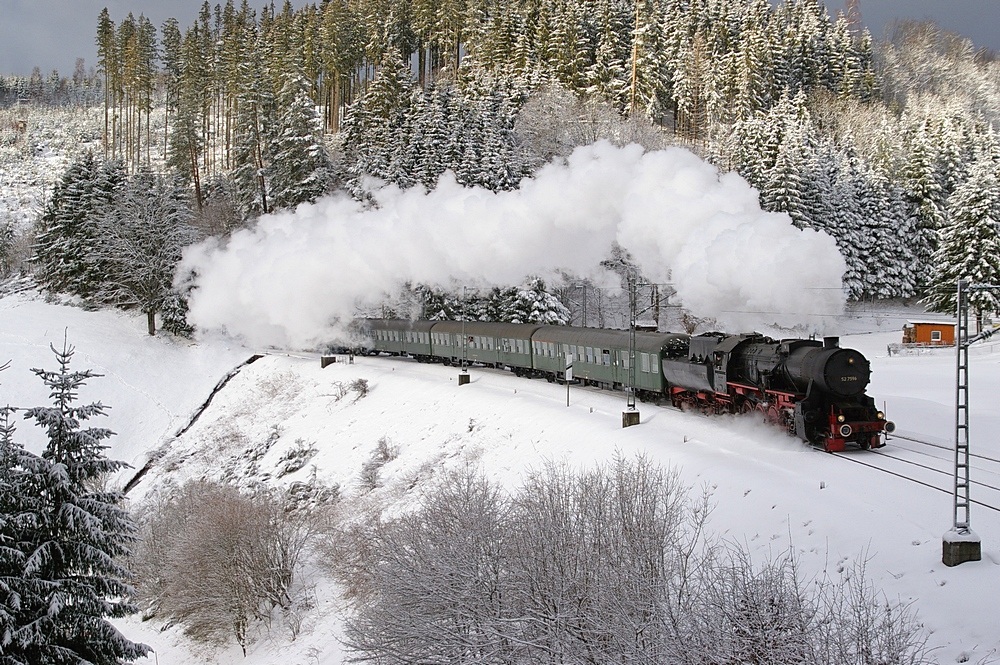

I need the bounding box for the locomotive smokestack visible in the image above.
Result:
[823,336,840,348]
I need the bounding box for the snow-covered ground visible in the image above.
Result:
[2,290,999,665]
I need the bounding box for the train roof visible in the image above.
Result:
[533,325,688,354]
[429,321,543,338]
[357,318,437,333]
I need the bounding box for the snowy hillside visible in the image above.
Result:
[2,291,999,665]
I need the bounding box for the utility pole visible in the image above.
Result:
[459,286,470,386]
[943,279,1000,566]
[623,275,640,427]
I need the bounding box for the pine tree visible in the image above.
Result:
[160,289,196,338]
[414,85,453,188]
[761,115,816,230]
[901,119,947,286]
[160,18,183,156]
[926,157,1000,323]
[829,150,868,299]
[31,153,100,295]
[6,343,150,664]
[267,72,333,211]
[231,53,273,220]
[1,378,53,665]
[96,9,118,159]
[629,0,668,122]
[32,154,125,300]
[167,25,208,207]
[342,52,414,190]
[730,11,775,123]
[320,0,362,133]
[856,163,917,299]
[585,0,630,113]
[414,284,463,320]
[510,277,572,324]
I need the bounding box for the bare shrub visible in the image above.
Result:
[810,557,932,664]
[349,377,369,399]
[256,370,302,400]
[321,504,381,601]
[679,548,814,664]
[358,436,399,491]
[331,381,351,401]
[133,480,318,654]
[277,438,317,477]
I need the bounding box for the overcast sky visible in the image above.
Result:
[1,0,998,77]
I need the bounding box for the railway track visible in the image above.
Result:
[828,432,1000,514]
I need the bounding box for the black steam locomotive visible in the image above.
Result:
[663,332,893,451]
[356,319,894,451]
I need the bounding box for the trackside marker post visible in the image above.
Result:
[566,354,573,406]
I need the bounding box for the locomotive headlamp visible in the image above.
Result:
[848,357,855,364]
[839,424,853,438]
[876,411,885,420]
[837,414,846,423]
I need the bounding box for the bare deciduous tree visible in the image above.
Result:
[339,467,512,664]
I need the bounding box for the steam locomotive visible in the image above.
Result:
[354,319,894,452]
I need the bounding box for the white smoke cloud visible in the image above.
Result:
[179,141,846,348]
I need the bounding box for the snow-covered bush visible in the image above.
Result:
[132,480,319,654]
[332,457,934,665]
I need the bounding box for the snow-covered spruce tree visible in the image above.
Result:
[901,119,947,287]
[31,154,125,299]
[93,171,198,335]
[0,374,55,665]
[856,162,917,300]
[7,342,149,664]
[829,149,869,300]
[486,278,571,324]
[0,222,15,278]
[585,0,631,115]
[231,56,273,221]
[159,288,195,338]
[341,51,414,193]
[926,156,1000,326]
[165,27,206,208]
[411,284,463,320]
[762,120,816,230]
[267,72,333,212]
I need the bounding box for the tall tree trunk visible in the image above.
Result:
[147,309,156,336]
[189,143,203,210]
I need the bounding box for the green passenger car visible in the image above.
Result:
[357,319,436,361]
[531,325,689,397]
[429,321,541,370]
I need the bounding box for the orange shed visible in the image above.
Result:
[901,320,956,346]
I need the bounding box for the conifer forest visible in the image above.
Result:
[2,0,1000,325]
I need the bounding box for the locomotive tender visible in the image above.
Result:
[354,319,894,452]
